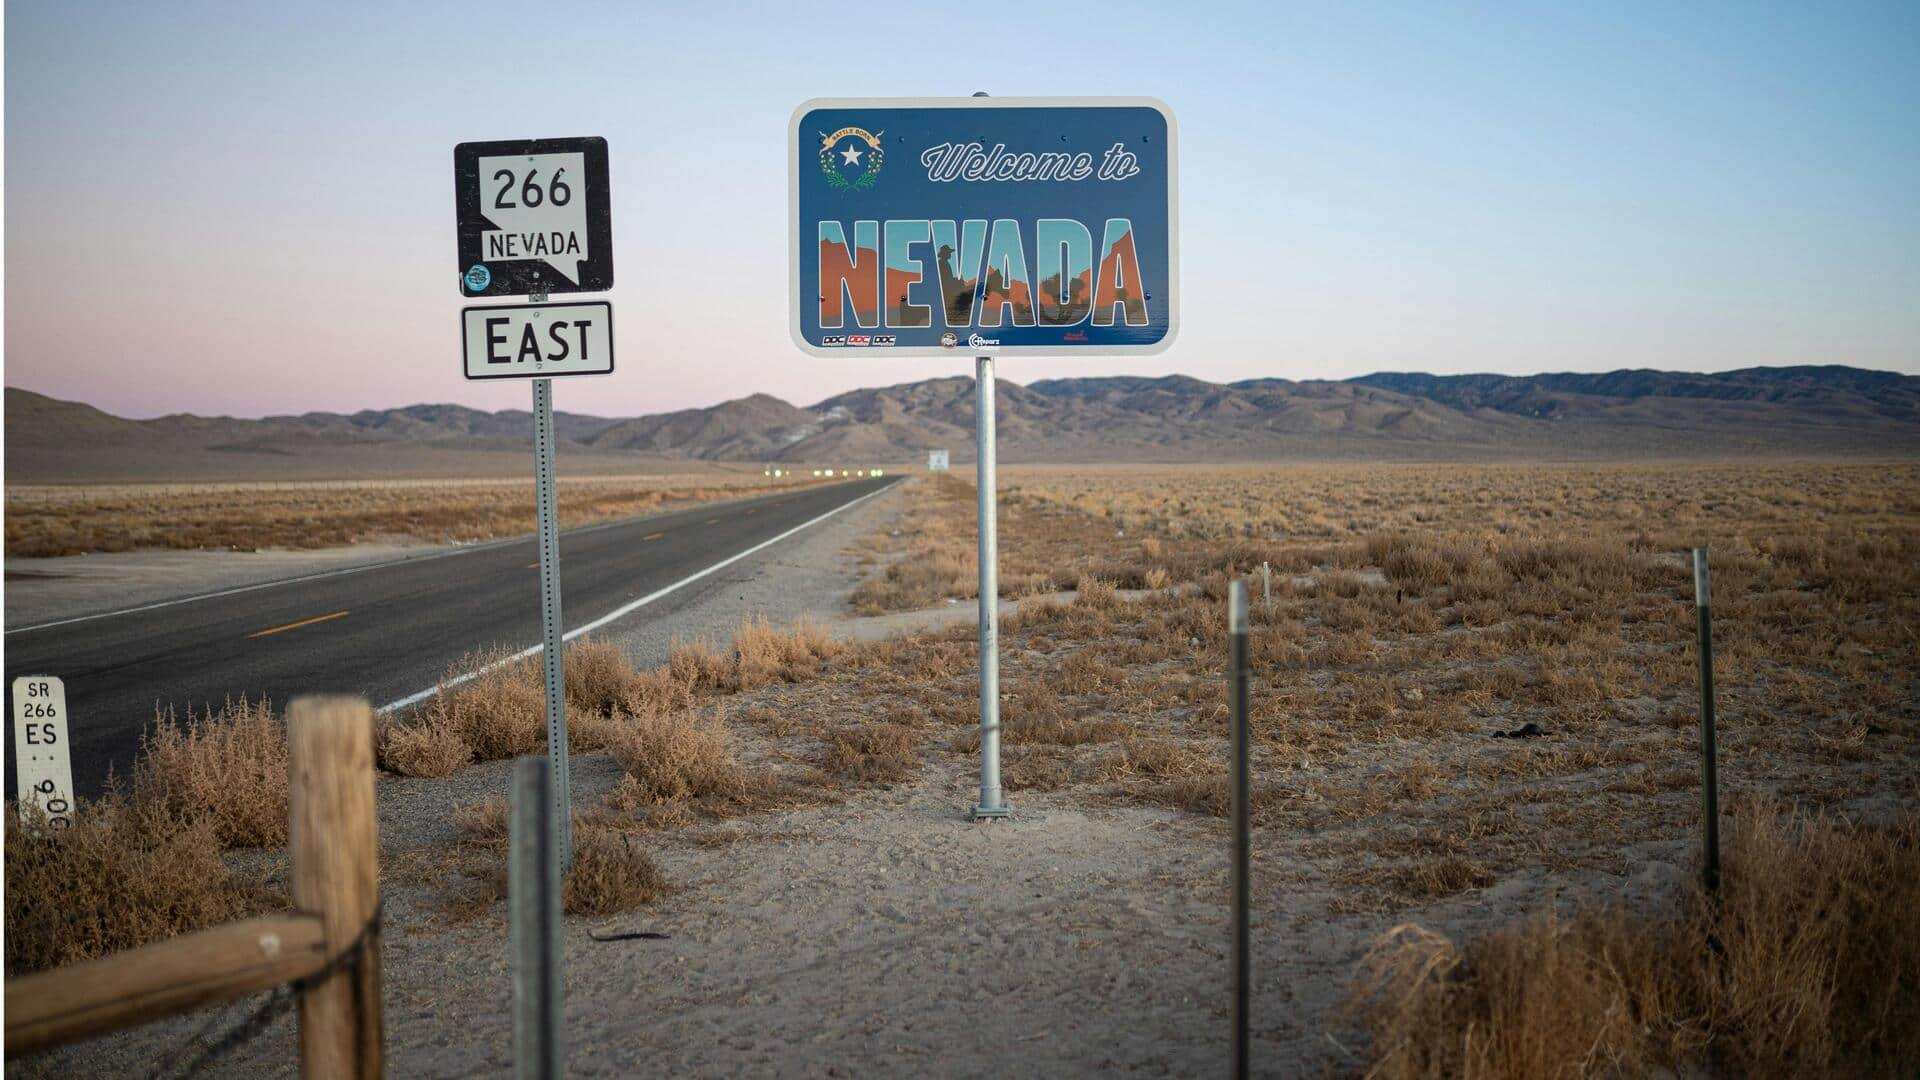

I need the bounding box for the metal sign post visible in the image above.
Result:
[510,757,563,1077]
[974,356,1009,819]
[1693,548,1721,899]
[1228,581,1251,1077]
[532,363,572,870]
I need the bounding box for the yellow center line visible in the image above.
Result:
[250,610,350,639]
[704,518,720,525]
[746,508,756,514]
[642,532,664,541]
[526,561,540,569]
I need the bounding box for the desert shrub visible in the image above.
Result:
[1100,738,1206,781]
[1074,574,1120,609]
[1496,536,1645,597]
[5,799,262,974]
[382,646,602,776]
[377,710,473,778]
[1344,800,1920,1078]
[818,723,920,783]
[666,637,730,694]
[563,825,668,916]
[1705,799,1920,1075]
[420,649,547,762]
[730,616,845,690]
[137,697,289,847]
[565,636,640,716]
[565,707,624,753]
[452,796,511,848]
[850,541,976,614]
[381,622,847,778]
[606,705,750,806]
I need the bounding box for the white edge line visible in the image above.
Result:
[4,483,835,637]
[374,478,901,716]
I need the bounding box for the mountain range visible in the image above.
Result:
[7,365,1917,482]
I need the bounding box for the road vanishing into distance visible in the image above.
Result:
[4,476,898,798]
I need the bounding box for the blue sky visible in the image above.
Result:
[6,0,1916,418]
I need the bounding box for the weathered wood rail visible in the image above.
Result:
[5,696,383,1077]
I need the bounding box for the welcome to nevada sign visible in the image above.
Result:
[789,97,1178,357]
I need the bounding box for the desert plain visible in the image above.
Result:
[6,455,1917,1077]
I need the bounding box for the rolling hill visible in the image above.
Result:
[7,365,1917,482]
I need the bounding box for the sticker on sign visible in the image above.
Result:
[462,301,614,380]
[456,136,614,297]
[12,676,74,828]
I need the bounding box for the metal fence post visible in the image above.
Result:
[1228,581,1251,1078]
[511,757,563,1078]
[531,375,572,871]
[1692,548,1721,899]
[973,354,1010,820]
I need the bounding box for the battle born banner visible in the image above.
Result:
[789,98,1178,357]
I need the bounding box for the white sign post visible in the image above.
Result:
[12,675,75,828]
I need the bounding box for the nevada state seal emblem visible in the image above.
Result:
[818,126,885,191]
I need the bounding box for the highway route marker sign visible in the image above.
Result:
[462,301,614,380]
[789,97,1178,357]
[456,136,613,298]
[927,450,949,472]
[12,675,74,827]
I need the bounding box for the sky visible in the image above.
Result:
[5,0,1917,420]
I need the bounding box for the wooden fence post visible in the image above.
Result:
[288,696,383,1078]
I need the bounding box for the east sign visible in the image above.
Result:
[789,97,1178,357]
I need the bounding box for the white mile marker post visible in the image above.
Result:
[11,675,75,828]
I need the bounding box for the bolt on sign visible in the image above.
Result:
[789,97,1178,357]
[456,136,614,298]
[12,676,74,827]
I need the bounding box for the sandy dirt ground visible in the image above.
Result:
[15,718,1680,1078]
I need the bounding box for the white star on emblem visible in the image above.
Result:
[840,143,864,166]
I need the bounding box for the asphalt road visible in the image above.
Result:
[4,476,898,798]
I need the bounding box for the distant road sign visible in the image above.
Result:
[928,450,950,472]
[456,136,613,297]
[12,676,74,828]
[790,97,1177,357]
[463,301,614,380]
